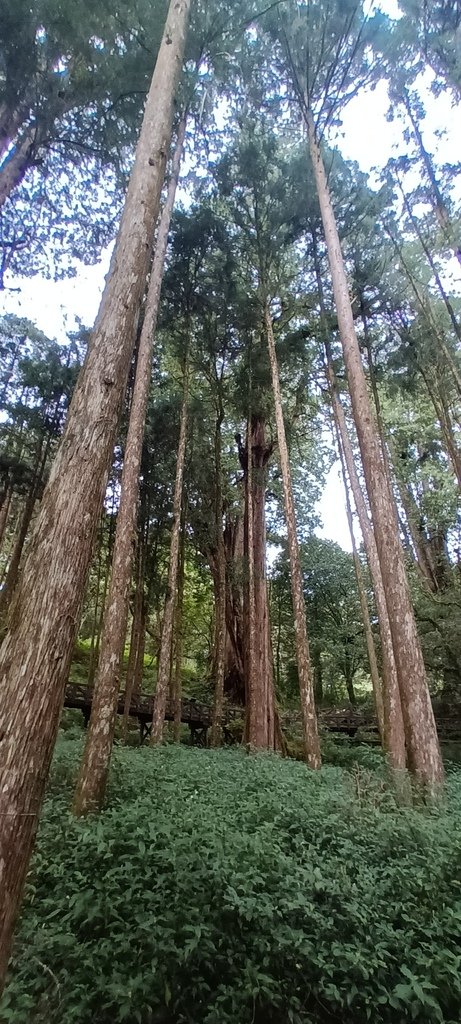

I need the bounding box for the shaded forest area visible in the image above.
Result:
[1,0,461,1021]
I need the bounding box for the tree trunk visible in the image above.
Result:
[397,176,461,345]
[173,517,186,743]
[239,416,277,750]
[0,433,50,624]
[336,423,385,740]
[0,489,36,623]
[221,513,246,704]
[307,112,443,789]
[331,386,405,766]
[0,127,36,208]
[88,506,116,686]
[211,409,226,746]
[264,305,321,768]
[0,0,191,988]
[401,88,461,266]
[73,114,187,815]
[0,487,12,556]
[151,354,189,744]
[313,227,403,766]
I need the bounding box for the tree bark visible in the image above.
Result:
[242,416,273,749]
[211,408,226,746]
[264,305,321,768]
[73,113,187,815]
[0,127,36,208]
[151,354,189,744]
[0,487,12,552]
[312,227,405,767]
[331,386,406,767]
[307,112,442,789]
[173,516,186,743]
[336,418,385,741]
[0,0,191,988]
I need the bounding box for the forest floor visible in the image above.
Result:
[2,734,461,1024]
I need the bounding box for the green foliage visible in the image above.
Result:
[3,743,461,1024]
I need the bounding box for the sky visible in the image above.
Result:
[1,2,459,552]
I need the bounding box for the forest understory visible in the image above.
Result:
[1,0,461,1019]
[1,734,461,1024]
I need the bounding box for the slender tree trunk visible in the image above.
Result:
[151,354,190,744]
[0,487,12,553]
[386,223,461,397]
[396,177,461,344]
[173,517,186,743]
[402,89,461,266]
[313,227,404,767]
[243,416,273,749]
[0,0,191,986]
[121,530,148,744]
[211,409,226,746]
[0,433,50,623]
[336,423,385,740]
[264,305,321,768]
[0,127,36,208]
[307,113,442,788]
[73,115,187,815]
[330,370,406,769]
[312,644,323,703]
[88,505,116,686]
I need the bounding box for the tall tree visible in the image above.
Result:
[73,113,187,815]
[0,0,191,989]
[151,349,190,744]
[272,0,443,789]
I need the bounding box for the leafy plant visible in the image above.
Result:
[2,743,461,1023]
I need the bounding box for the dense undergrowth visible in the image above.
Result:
[2,739,461,1024]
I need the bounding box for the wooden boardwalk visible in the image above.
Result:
[65,683,212,744]
[64,684,461,744]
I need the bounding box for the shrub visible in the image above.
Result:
[2,744,461,1024]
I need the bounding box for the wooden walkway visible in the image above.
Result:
[65,684,212,745]
[64,684,461,744]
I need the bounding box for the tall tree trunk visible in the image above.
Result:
[0,433,50,624]
[211,407,226,746]
[0,488,36,622]
[243,417,273,748]
[401,88,461,266]
[0,127,36,208]
[313,227,404,767]
[151,354,189,745]
[264,305,321,768]
[222,513,246,704]
[121,533,148,744]
[396,176,461,345]
[88,501,117,686]
[386,223,461,398]
[336,422,385,740]
[73,114,187,816]
[0,0,191,987]
[173,515,186,743]
[0,486,12,552]
[329,368,406,769]
[307,112,442,789]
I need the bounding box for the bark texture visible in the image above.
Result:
[73,114,187,815]
[239,417,275,749]
[210,410,226,746]
[336,415,385,741]
[307,113,442,788]
[151,356,189,744]
[173,516,186,743]
[264,306,321,768]
[0,0,191,990]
